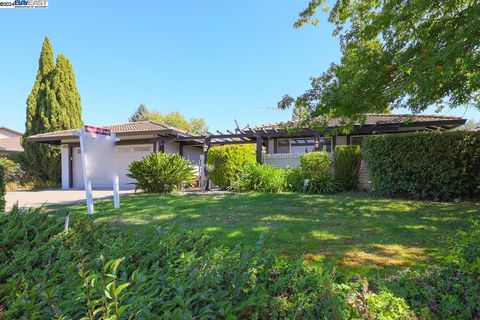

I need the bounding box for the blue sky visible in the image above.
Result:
[1,1,478,133]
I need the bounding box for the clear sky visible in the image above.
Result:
[1,1,479,133]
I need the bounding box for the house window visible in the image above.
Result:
[133,146,151,152]
[321,138,332,153]
[276,139,290,154]
[351,136,364,147]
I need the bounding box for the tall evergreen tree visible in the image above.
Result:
[129,103,149,122]
[22,37,83,181]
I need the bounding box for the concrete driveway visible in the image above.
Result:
[5,189,136,210]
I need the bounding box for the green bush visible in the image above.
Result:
[207,144,256,187]
[334,145,362,191]
[0,158,24,183]
[300,151,332,177]
[1,207,478,319]
[0,163,5,212]
[362,131,480,200]
[304,173,337,194]
[284,167,307,192]
[232,163,286,193]
[127,152,196,193]
[0,207,352,319]
[449,220,480,274]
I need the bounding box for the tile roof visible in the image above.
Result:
[27,121,190,142]
[0,127,22,136]
[252,113,465,131]
[0,136,23,152]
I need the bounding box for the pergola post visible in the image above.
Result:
[203,137,211,190]
[314,134,321,151]
[256,136,263,163]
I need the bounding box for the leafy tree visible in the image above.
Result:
[280,0,480,129]
[129,103,149,122]
[129,105,208,134]
[189,117,208,135]
[22,37,83,181]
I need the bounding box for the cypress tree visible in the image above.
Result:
[129,103,149,122]
[22,37,83,182]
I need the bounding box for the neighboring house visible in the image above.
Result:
[27,114,466,190]
[475,125,480,132]
[0,127,24,156]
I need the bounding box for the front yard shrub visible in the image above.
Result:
[232,163,286,193]
[0,158,24,183]
[0,207,353,319]
[207,144,256,187]
[303,173,337,194]
[2,206,478,319]
[448,220,480,274]
[127,152,196,193]
[284,167,306,192]
[363,131,480,200]
[0,163,5,212]
[299,151,332,177]
[334,145,361,191]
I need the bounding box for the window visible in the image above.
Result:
[321,138,332,153]
[351,136,364,146]
[276,139,290,154]
[133,146,151,152]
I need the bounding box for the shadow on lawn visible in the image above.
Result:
[52,192,480,275]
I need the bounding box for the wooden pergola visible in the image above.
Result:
[174,117,466,165]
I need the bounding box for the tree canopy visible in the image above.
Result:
[129,105,208,134]
[280,0,480,129]
[22,37,83,181]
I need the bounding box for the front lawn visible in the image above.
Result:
[54,192,479,275]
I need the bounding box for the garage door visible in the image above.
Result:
[73,144,153,189]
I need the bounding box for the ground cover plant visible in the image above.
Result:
[52,192,480,276]
[1,200,479,319]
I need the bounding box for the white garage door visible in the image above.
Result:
[73,144,153,189]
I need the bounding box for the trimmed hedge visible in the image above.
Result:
[207,145,256,187]
[299,151,331,177]
[362,131,480,200]
[0,163,5,212]
[334,145,362,191]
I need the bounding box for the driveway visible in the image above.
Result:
[5,189,136,210]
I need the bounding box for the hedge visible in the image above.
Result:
[362,131,480,200]
[299,151,332,176]
[334,145,362,191]
[0,163,5,212]
[207,144,256,187]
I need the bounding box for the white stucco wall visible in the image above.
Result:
[164,141,180,154]
[268,139,275,154]
[262,153,301,168]
[183,146,202,165]
[61,145,70,190]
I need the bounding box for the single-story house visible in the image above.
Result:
[27,114,466,190]
[0,126,24,156]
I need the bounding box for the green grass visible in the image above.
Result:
[51,192,480,276]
